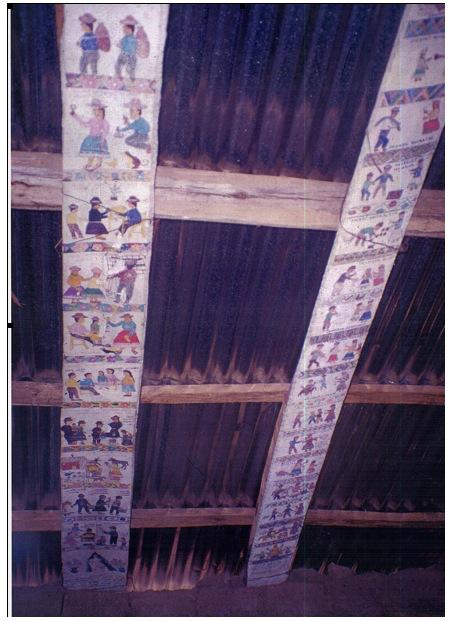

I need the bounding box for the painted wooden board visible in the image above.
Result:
[59,4,168,590]
[247,3,445,587]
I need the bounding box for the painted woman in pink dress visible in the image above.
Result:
[70,98,110,171]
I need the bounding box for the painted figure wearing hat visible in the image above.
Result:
[78,13,100,74]
[115,196,142,236]
[86,196,109,237]
[68,312,92,350]
[374,107,400,152]
[70,99,110,171]
[116,99,151,152]
[115,15,139,80]
[64,265,86,298]
[106,313,140,346]
[83,267,105,299]
[66,204,83,239]
[107,259,139,303]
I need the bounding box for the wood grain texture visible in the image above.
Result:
[11,151,444,237]
[11,380,444,407]
[12,508,444,531]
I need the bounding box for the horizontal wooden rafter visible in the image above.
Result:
[11,380,444,408]
[11,151,444,237]
[12,508,444,532]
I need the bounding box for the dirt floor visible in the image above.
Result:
[12,563,444,617]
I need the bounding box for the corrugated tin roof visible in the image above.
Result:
[12,212,444,386]
[10,3,444,188]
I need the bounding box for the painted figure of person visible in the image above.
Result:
[117,100,151,151]
[361,172,374,201]
[422,100,441,134]
[121,370,136,396]
[80,528,96,545]
[292,413,302,429]
[408,158,424,190]
[96,369,107,387]
[66,204,83,239]
[343,339,361,361]
[302,434,314,451]
[325,404,336,423]
[70,99,110,171]
[79,372,100,395]
[78,13,100,75]
[331,266,357,298]
[336,372,350,391]
[360,299,374,322]
[412,48,432,81]
[372,264,385,287]
[93,495,109,513]
[109,260,139,304]
[351,302,364,322]
[64,266,85,298]
[68,312,94,349]
[66,374,80,401]
[106,313,140,347]
[110,496,123,516]
[374,107,400,152]
[61,416,75,443]
[360,267,372,288]
[307,343,326,369]
[106,368,119,389]
[282,503,292,519]
[327,342,340,364]
[85,197,109,237]
[83,267,104,299]
[73,493,92,514]
[120,430,133,446]
[269,508,278,521]
[353,222,384,247]
[107,415,123,438]
[373,165,394,198]
[115,15,138,80]
[92,421,103,445]
[388,211,406,246]
[288,436,301,455]
[103,526,119,545]
[75,420,87,443]
[322,306,337,331]
[115,196,143,236]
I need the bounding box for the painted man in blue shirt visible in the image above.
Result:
[118,98,151,152]
[115,15,138,80]
[78,13,99,75]
[116,196,142,236]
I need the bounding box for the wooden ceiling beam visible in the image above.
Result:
[11,380,444,408]
[11,151,444,238]
[12,508,444,532]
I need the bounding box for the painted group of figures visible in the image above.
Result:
[66,196,145,241]
[67,312,140,356]
[62,454,130,488]
[61,415,133,446]
[65,258,141,303]
[64,521,128,550]
[66,368,137,400]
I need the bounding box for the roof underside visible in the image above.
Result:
[11,3,444,589]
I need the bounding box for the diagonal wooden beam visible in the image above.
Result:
[11,380,444,408]
[11,151,444,237]
[11,508,444,532]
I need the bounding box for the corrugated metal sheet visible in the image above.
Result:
[12,402,280,510]
[12,212,444,386]
[312,404,444,513]
[10,3,444,188]
[12,524,444,588]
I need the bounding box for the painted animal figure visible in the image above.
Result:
[107,457,129,470]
